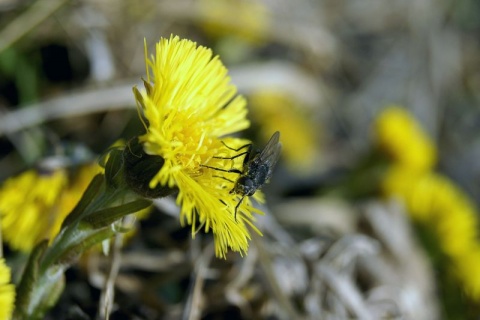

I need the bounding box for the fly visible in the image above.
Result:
[203,131,281,220]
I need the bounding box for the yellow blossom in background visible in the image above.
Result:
[198,0,270,43]
[454,246,480,299]
[375,105,437,172]
[382,166,479,258]
[0,169,68,252]
[0,163,102,252]
[383,166,480,301]
[377,106,480,301]
[435,198,479,258]
[249,89,318,173]
[136,36,263,258]
[0,258,14,320]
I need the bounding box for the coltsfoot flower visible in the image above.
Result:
[375,105,437,172]
[249,89,318,173]
[131,35,264,258]
[382,165,480,300]
[377,106,480,301]
[0,258,14,320]
[0,163,102,252]
[198,0,270,43]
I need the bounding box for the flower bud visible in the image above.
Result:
[123,137,176,198]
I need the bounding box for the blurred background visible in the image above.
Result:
[1,0,480,319]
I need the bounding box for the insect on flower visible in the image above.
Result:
[204,131,281,219]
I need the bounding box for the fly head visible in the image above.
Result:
[231,176,256,196]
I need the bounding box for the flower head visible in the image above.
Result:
[375,106,436,172]
[198,0,270,43]
[376,106,480,301]
[249,89,318,173]
[382,166,480,299]
[0,163,102,252]
[0,169,67,252]
[454,247,480,299]
[0,258,15,320]
[134,36,263,258]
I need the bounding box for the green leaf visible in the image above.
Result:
[82,199,152,229]
[61,173,104,228]
[54,226,115,266]
[13,240,48,320]
[17,267,65,320]
[36,272,65,318]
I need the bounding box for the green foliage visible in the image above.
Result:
[13,150,152,318]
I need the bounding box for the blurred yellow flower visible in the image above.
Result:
[382,166,478,258]
[0,163,102,252]
[249,90,318,173]
[0,169,68,252]
[0,258,14,320]
[383,166,480,300]
[377,106,480,301]
[136,36,263,258]
[375,106,437,172]
[198,0,270,43]
[435,203,478,258]
[454,247,480,299]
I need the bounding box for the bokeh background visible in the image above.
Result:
[1,0,480,319]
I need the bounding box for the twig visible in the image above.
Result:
[0,81,137,137]
[183,242,214,320]
[252,232,303,320]
[0,0,69,53]
[225,246,258,318]
[98,215,134,320]
[0,62,321,137]
[316,264,373,320]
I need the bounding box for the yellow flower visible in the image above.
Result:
[435,198,478,259]
[249,89,318,173]
[0,169,68,252]
[0,163,102,252]
[383,167,479,256]
[382,165,480,299]
[383,166,445,222]
[454,247,480,299]
[0,258,14,320]
[377,106,480,300]
[375,106,436,172]
[136,36,263,258]
[198,0,270,43]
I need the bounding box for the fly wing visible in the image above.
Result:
[256,131,282,180]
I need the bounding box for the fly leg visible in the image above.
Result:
[220,141,252,152]
[215,142,253,164]
[233,196,245,221]
[214,143,253,170]
[200,165,242,175]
